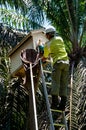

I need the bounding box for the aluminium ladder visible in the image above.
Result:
[40,59,68,130]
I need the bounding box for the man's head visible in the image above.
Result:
[45,26,56,39]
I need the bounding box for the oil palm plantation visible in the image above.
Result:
[0,0,86,130]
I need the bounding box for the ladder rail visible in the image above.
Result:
[40,60,55,130]
[30,63,38,130]
[62,112,68,130]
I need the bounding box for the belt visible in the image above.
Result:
[57,60,69,64]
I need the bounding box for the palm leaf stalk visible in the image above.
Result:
[70,62,75,130]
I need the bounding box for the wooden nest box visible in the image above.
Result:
[9,29,47,77]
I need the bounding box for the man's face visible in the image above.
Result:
[46,33,50,40]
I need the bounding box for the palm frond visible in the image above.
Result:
[68,58,86,130]
[0,0,44,31]
[1,79,29,130]
[0,23,26,47]
[76,58,86,130]
[0,0,27,15]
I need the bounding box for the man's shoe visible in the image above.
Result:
[58,96,67,111]
[51,95,60,109]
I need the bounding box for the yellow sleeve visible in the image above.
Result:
[43,45,50,58]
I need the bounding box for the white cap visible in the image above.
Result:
[45,26,56,34]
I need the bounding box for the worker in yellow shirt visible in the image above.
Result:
[43,26,69,111]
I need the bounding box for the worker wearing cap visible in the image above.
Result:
[43,26,69,111]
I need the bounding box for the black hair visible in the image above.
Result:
[46,31,55,37]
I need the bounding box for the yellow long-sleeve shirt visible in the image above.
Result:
[44,36,69,64]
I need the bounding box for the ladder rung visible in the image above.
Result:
[48,95,52,98]
[45,82,51,85]
[51,109,63,113]
[43,70,52,74]
[54,123,65,127]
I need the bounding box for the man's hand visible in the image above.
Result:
[42,57,47,63]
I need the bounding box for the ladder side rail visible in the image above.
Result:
[62,112,68,130]
[30,63,38,130]
[40,60,55,130]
